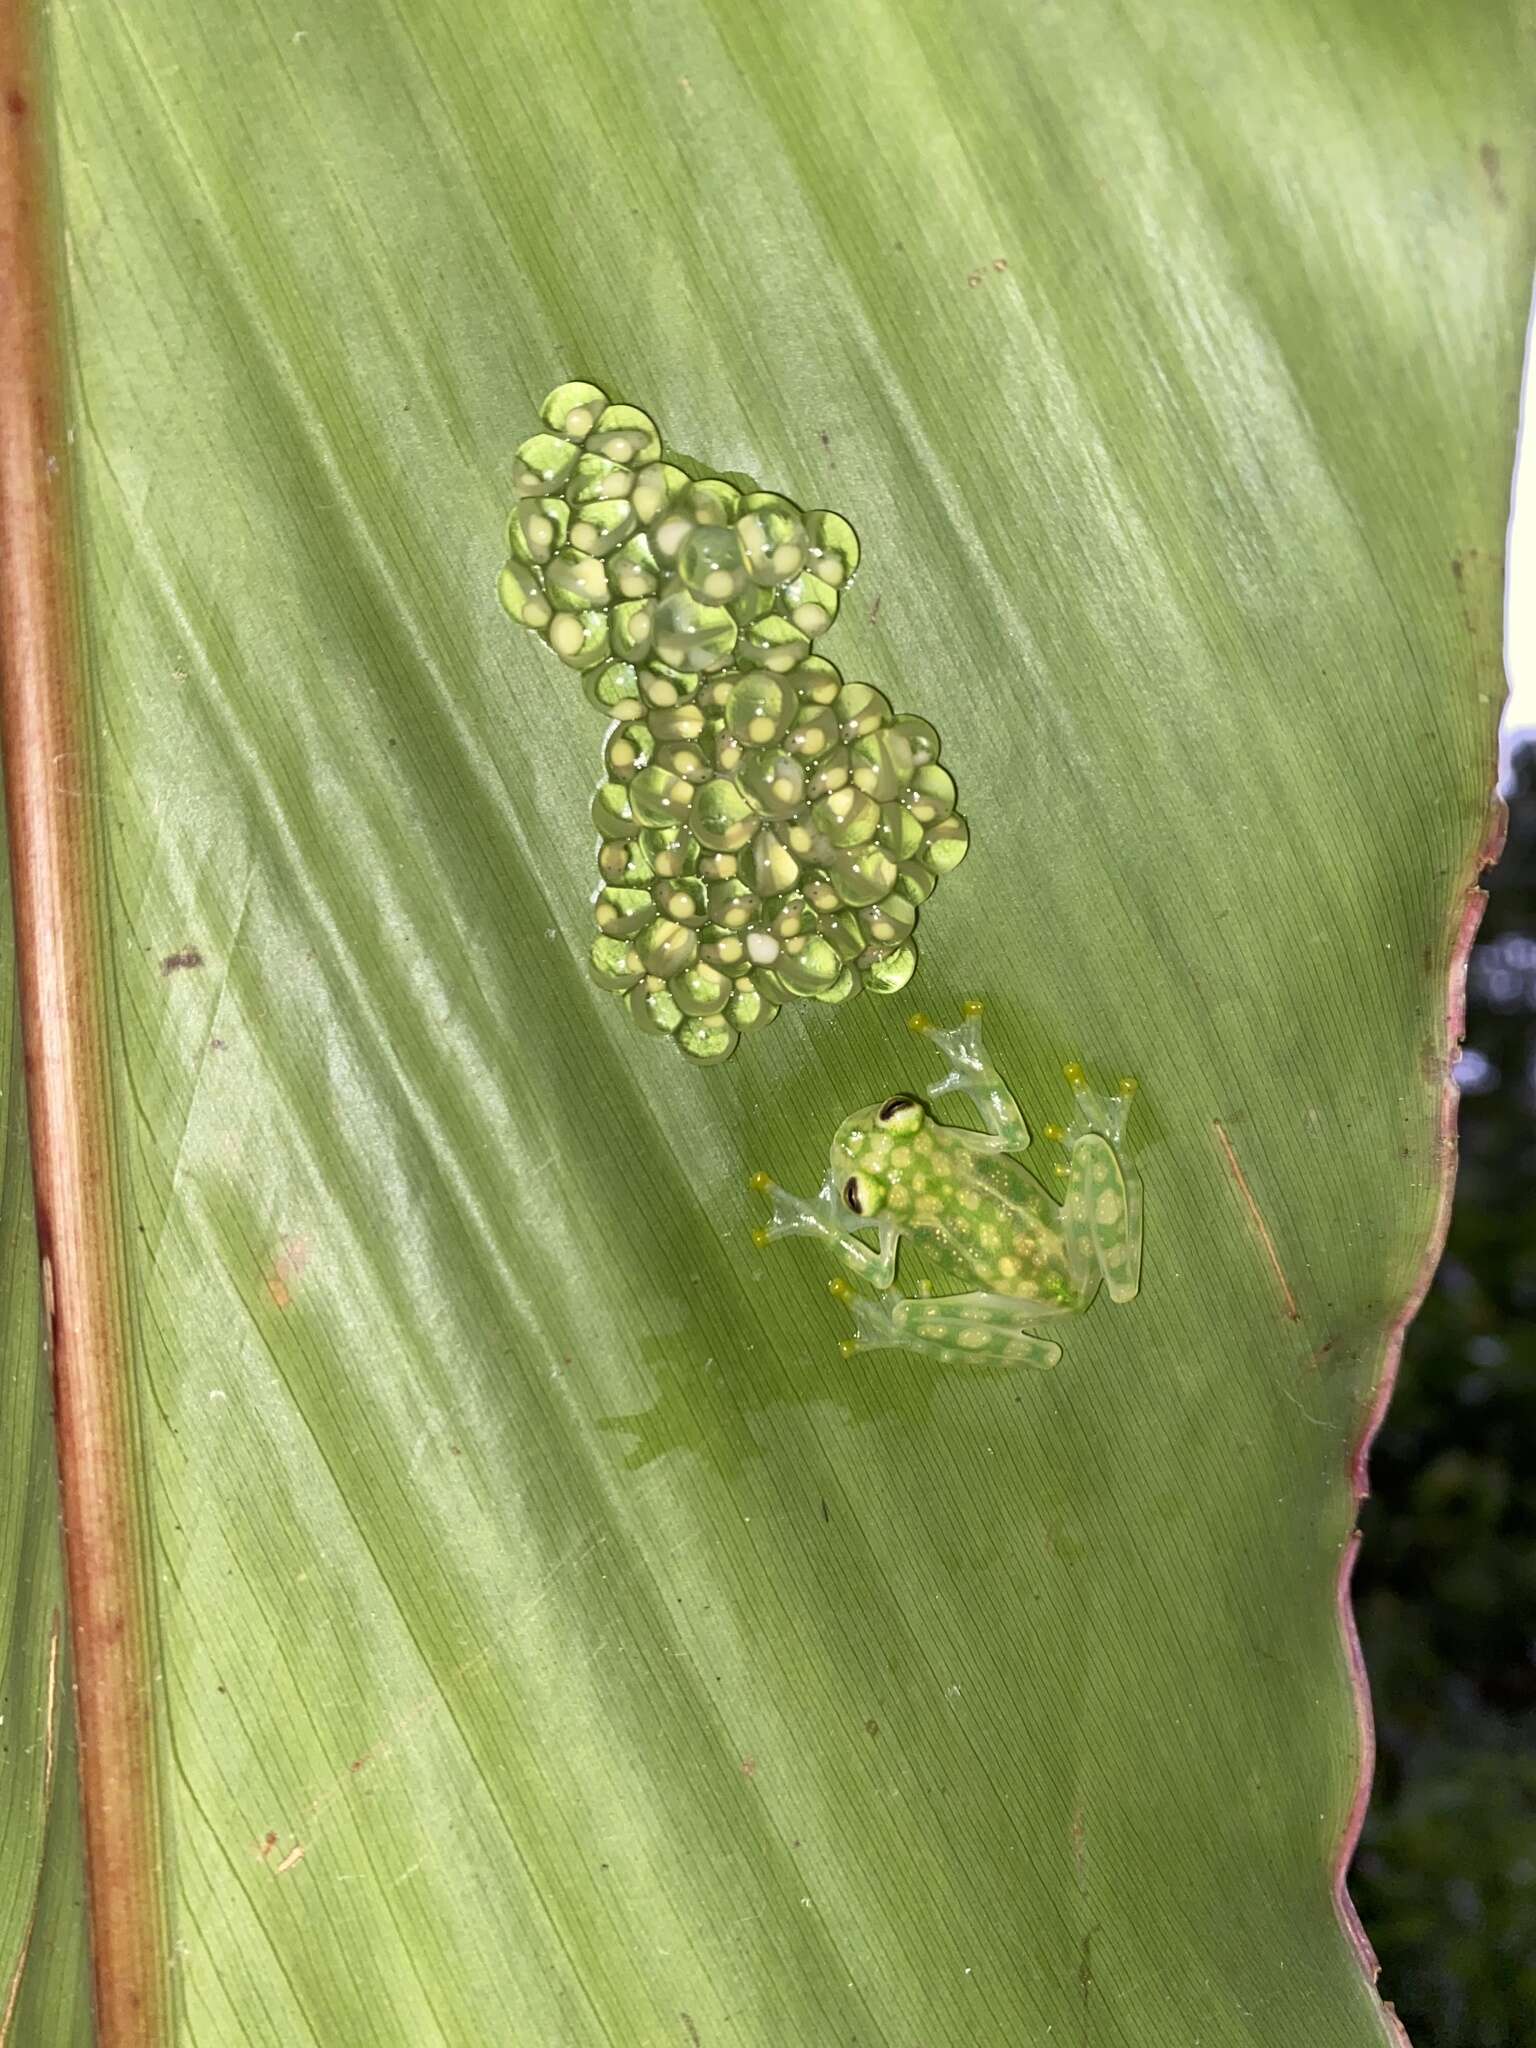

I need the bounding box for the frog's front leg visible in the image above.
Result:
[908,1000,1030,1150]
[833,1281,1062,1371]
[750,1173,899,1288]
[1057,1064,1142,1305]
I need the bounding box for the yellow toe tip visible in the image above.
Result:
[1118,1076,1138,1097]
[1042,1122,1065,1143]
[961,998,985,1017]
[750,1227,771,1250]
[748,1170,773,1192]
[827,1275,853,1301]
[907,1010,930,1034]
[838,1338,858,1359]
[1062,1061,1087,1086]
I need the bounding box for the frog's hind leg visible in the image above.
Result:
[1060,1062,1137,1151]
[1063,1128,1142,1305]
[908,1000,1030,1149]
[835,1283,1062,1371]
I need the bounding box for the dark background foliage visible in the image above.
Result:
[1355,741,1536,2045]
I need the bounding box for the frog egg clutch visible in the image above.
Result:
[498,381,970,1061]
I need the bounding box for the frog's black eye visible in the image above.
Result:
[843,1177,863,1214]
[877,1095,924,1134]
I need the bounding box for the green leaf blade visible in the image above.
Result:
[41,0,1532,2039]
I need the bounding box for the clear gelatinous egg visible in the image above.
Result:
[499,383,970,1061]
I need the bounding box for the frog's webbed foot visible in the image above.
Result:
[1057,1064,1142,1305]
[750,1172,844,1247]
[836,1285,1061,1371]
[751,1174,898,1287]
[1057,1062,1137,1150]
[907,1000,1030,1150]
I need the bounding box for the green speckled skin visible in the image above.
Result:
[755,1008,1141,1369]
[832,1113,1077,1305]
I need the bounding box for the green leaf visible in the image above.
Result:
[12,0,1529,2038]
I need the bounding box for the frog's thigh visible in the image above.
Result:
[1068,1133,1141,1304]
[893,1291,1062,1370]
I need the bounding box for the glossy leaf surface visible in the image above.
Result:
[14,0,1532,2039]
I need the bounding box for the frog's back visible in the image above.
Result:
[901,1126,1072,1303]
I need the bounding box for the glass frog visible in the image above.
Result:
[750,1003,1141,1369]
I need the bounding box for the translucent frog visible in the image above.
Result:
[750,1003,1141,1369]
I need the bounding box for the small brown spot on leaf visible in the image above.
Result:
[1480,142,1507,208]
[681,2015,702,2047]
[6,90,27,119]
[160,949,204,975]
[740,1756,756,1778]
[257,1831,278,1860]
[263,1235,310,1310]
[864,1718,879,1737]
